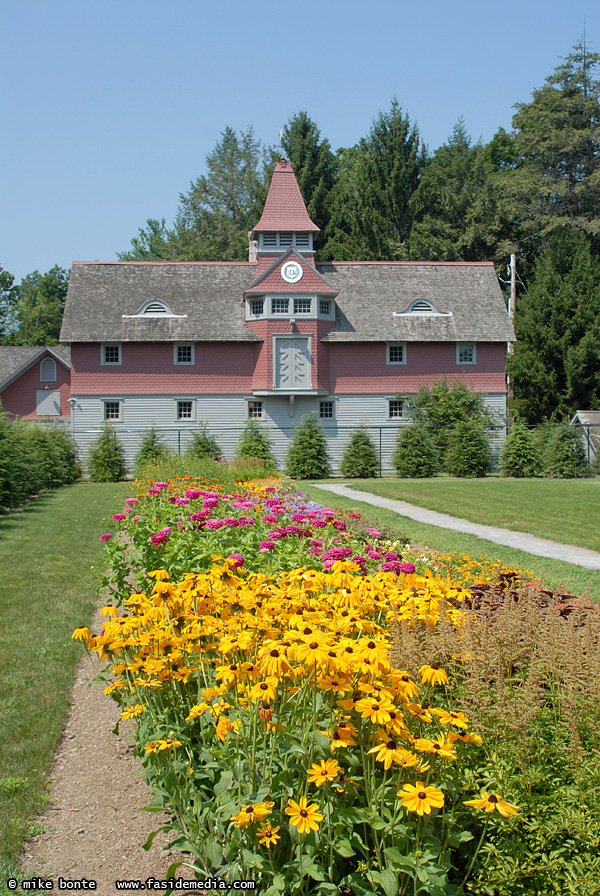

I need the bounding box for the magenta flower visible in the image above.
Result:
[100,533,113,542]
[125,498,138,505]
[368,550,381,560]
[311,520,327,529]
[347,512,361,519]
[146,488,161,495]
[112,513,127,521]
[227,554,244,568]
[384,551,399,561]
[259,540,276,552]
[185,489,202,500]
[206,519,225,530]
[154,482,169,489]
[332,520,346,531]
[150,527,172,546]
[262,514,278,524]
[399,562,416,574]
[367,528,381,537]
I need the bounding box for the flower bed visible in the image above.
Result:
[76,474,530,895]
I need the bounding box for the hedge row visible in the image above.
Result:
[0,414,81,510]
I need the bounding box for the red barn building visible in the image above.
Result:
[0,346,71,421]
[60,159,514,470]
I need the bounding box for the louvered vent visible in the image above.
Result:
[410,300,433,313]
[263,233,277,247]
[144,302,168,314]
[279,232,293,246]
[295,233,310,248]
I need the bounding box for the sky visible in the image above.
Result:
[2,0,598,284]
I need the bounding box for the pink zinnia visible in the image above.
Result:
[185,489,201,500]
[206,519,224,530]
[125,498,138,505]
[112,513,127,521]
[227,554,244,568]
[100,533,113,542]
[332,520,346,531]
[367,528,381,537]
[259,540,276,552]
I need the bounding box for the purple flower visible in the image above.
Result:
[347,512,361,519]
[332,520,346,531]
[100,533,113,542]
[151,527,172,546]
[185,489,202,500]
[384,551,399,561]
[206,519,225,530]
[267,531,284,540]
[154,482,169,490]
[112,513,127,521]
[367,528,381,537]
[368,550,381,560]
[125,498,139,505]
[311,520,327,529]
[146,488,161,495]
[262,514,278,524]
[259,540,276,552]
[399,562,416,574]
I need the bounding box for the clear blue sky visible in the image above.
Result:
[2,0,598,283]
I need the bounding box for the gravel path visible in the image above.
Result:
[21,607,196,896]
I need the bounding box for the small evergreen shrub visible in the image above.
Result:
[236,418,276,468]
[391,425,439,478]
[134,424,170,472]
[543,424,588,478]
[340,426,379,478]
[87,423,128,482]
[286,412,331,479]
[445,419,491,477]
[500,420,542,477]
[188,422,222,460]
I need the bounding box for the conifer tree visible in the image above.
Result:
[339,426,379,478]
[87,424,128,482]
[500,421,542,477]
[236,418,276,467]
[286,412,331,479]
[391,425,439,478]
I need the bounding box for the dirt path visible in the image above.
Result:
[21,607,196,895]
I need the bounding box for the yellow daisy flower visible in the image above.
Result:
[464,792,519,817]
[285,797,323,834]
[307,759,342,787]
[397,781,445,816]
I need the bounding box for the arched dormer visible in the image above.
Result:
[394,298,452,317]
[122,299,187,319]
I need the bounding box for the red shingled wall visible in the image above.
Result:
[1,357,71,418]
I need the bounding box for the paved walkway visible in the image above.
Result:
[312,483,600,571]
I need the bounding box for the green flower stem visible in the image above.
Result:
[457,818,489,894]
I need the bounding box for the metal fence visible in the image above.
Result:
[67,420,600,477]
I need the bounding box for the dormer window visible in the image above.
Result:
[123,299,187,319]
[394,299,451,318]
[271,298,290,315]
[249,299,264,316]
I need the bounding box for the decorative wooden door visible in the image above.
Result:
[275,338,311,389]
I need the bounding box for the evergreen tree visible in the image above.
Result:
[501,42,600,262]
[339,426,379,478]
[405,378,494,461]
[134,425,170,472]
[87,424,128,482]
[391,425,439,478]
[12,266,69,345]
[508,229,600,422]
[445,420,491,477]
[117,219,173,261]
[542,424,588,478]
[188,422,222,460]
[327,99,424,260]
[278,112,338,258]
[285,412,331,479]
[500,421,542,477]
[236,418,276,467]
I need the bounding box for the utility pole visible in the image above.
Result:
[507,253,516,403]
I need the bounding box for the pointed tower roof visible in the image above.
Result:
[252,158,320,234]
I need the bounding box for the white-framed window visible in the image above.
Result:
[271,298,290,315]
[174,344,195,365]
[319,299,332,316]
[104,400,121,421]
[101,343,121,365]
[319,401,334,420]
[248,400,264,419]
[387,343,406,365]
[176,400,194,420]
[457,343,476,365]
[40,357,56,381]
[249,299,264,316]
[388,399,405,419]
[293,298,312,315]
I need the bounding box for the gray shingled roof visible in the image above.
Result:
[0,346,71,391]
[61,263,261,343]
[321,262,514,342]
[60,261,513,344]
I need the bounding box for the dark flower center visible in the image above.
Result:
[245,807,253,814]
[367,641,376,649]
[431,664,439,670]
[401,675,410,682]
[488,795,498,804]
[260,683,268,690]
[270,649,280,658]
[372,704,380,712]
[300,809,308,817]
[309,642,319,650]
[418,791,427,800]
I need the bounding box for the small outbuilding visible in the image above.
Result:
[0,346,71,420]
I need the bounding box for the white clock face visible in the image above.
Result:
[281,261,303,283]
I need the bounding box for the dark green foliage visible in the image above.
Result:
[445,419,491,477]
[391,425,439,478]
[87,424,128,482]
[134,425,170,472]
[286,412,331,479]
[236,418,276,468]
[339,426,379,478]
[117,218,173,262]
[508,230,600,423]
[406,378,494,462]
[0,415,81,509]
[187,422,222,461]
[278,112,338,259]
[542,424,588,478]
[327,98,424,260]
[500,421,543,477]
[0,264,18,340]
[10,266,69,345]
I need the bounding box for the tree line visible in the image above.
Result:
[2,41,599,423]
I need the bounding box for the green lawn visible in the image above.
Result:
[300,483,600,602]
[331,478,600,553]
[0,482,129,885]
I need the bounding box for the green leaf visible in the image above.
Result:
[263,876,287,896]
[380,869,399,896]
[303,863,325,881]
[334,839,356,858]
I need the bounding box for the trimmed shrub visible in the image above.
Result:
[340,426,379,478]
[236,418,276,468]
[87,423,128,482]
[543,424,588,478]
[391,425,439,478]
[445,419,491,477]
[188,422,222,461]
[286,412,331,479]
[29,425,82,486]
[500,420,542,478]
[134,424,170,472]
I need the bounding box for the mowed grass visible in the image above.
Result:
[300,483,600,602]
[335,478,600,553]
[0,482,129,883]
